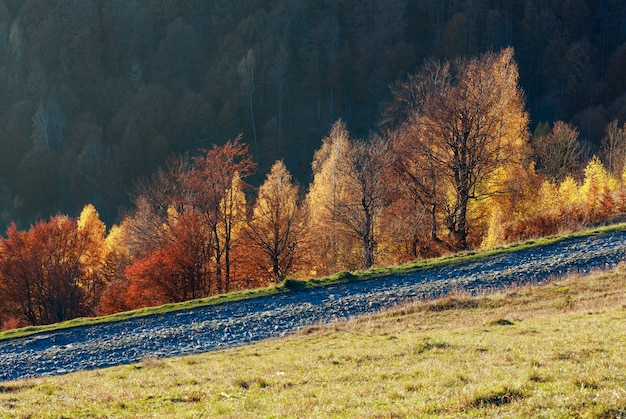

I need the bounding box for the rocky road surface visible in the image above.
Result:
[2,230,626,382]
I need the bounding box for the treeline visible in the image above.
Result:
[3,49,626,330]
[0,0,625,228]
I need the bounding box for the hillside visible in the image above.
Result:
[0,225,625,381]
[1,1,625,227]
[3,2,626,330]
[1,260,625,417]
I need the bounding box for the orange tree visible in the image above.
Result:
[0,215,105,326]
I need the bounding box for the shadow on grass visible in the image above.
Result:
[467,386,525,409]
[0,383,34,393]
[424,296,481,312]
[489,318,515,326]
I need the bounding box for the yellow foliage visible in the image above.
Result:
[77,203,106,239]
[220,171,247,241]
[538,180,560,217]
[255,160,298,220]
[580,156,618,209]
[557,176,580,209]
[77,204,107,269]
[104,224,129,257]
[167,205,179,222]
[481,207,504,248]
[305,120,360,273]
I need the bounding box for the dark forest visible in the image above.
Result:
[1,0,625,228]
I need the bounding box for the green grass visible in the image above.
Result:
[2,222,625,342]
[2,261,625,417]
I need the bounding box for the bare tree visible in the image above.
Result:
[532,121,584,181]
[600,119,626,177]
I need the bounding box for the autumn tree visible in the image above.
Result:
[120,139,254,308]
[508,154,622,242]
[77,203,107,270]
[119,153,213,307]
[125,208,213,307]
[0,215,105,326]
[386,47,529,250]
[579,156,619,220]
[219,171,249,288]
[184,137,255,293]
[95,223,133,315]
[123,154,191,260]
[247,160,303,283]
[306,121,392,271]
[305,120,358,274]
[335,136,393,269]
[600,120,626,177]
[387,62,451,245]
[531,121,584,181]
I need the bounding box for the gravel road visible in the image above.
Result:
[2,230,626,382]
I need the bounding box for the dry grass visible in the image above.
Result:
[1,266,626,418]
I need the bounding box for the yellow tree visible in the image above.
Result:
[334,136,393,269]
[479,166,518,248]
[247,160,303,282]
[307,121,393,271]
[388,47,529,249]
[95,223,133,315]
[77,204,107,275]
[305,120,358,274]
[580,156,619,220]
[538,180,561,218]
[557,176,581,211]
[220,171,248,290]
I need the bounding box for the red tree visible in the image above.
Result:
[125,209,214,306]
[120,138,256,309]
[0,216,104,326]
[184,137,256,293]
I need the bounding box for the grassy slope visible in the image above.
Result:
[2,223,625,342]
[1,263,625,417]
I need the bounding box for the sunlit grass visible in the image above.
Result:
[2,264,625,417]
[1,222,625,342]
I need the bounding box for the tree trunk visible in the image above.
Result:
[212,224,223,294]
[249,92,257,156]
[363,203,374,269]
[450,184,470,250]
[430,202,438,241]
